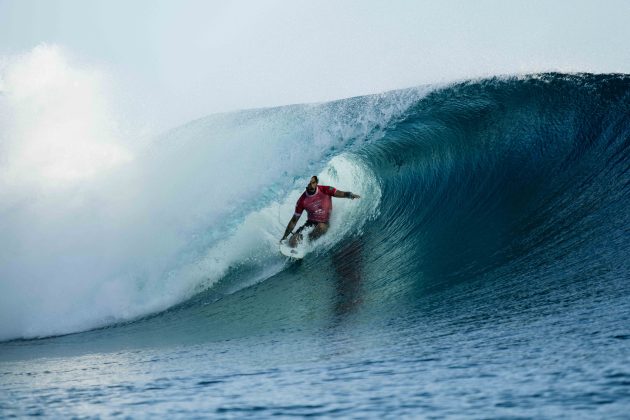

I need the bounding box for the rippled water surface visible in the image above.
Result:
[3,261,629,417]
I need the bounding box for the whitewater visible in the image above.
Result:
[1,66,629,416]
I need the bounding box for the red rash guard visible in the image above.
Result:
[294,185,337,223]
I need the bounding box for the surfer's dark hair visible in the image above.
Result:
[312,175,318,182]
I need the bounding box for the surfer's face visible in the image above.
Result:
[306,177,318,194]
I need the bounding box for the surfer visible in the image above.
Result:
[280,175,360,247]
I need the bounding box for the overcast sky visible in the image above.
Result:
[1,0,629,132]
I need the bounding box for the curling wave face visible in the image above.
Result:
[356,73,630,296]
[1,73,629,342]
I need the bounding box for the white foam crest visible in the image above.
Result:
[0,46,412,341]
[0,45,131,194]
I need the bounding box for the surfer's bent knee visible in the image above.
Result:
[308,222,328,240]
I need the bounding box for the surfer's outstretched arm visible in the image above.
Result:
[334,190,360,199]
[281,214,300,242]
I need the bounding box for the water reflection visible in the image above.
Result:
[331,239,364,317]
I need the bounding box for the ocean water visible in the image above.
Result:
[1,73,630,417]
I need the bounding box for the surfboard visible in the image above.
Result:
[279,242,307,259]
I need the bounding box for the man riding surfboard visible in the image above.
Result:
[280,176,360,247]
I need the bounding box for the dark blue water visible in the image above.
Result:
[2,73,630,417]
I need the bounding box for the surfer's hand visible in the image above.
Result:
[351,193,361,199]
